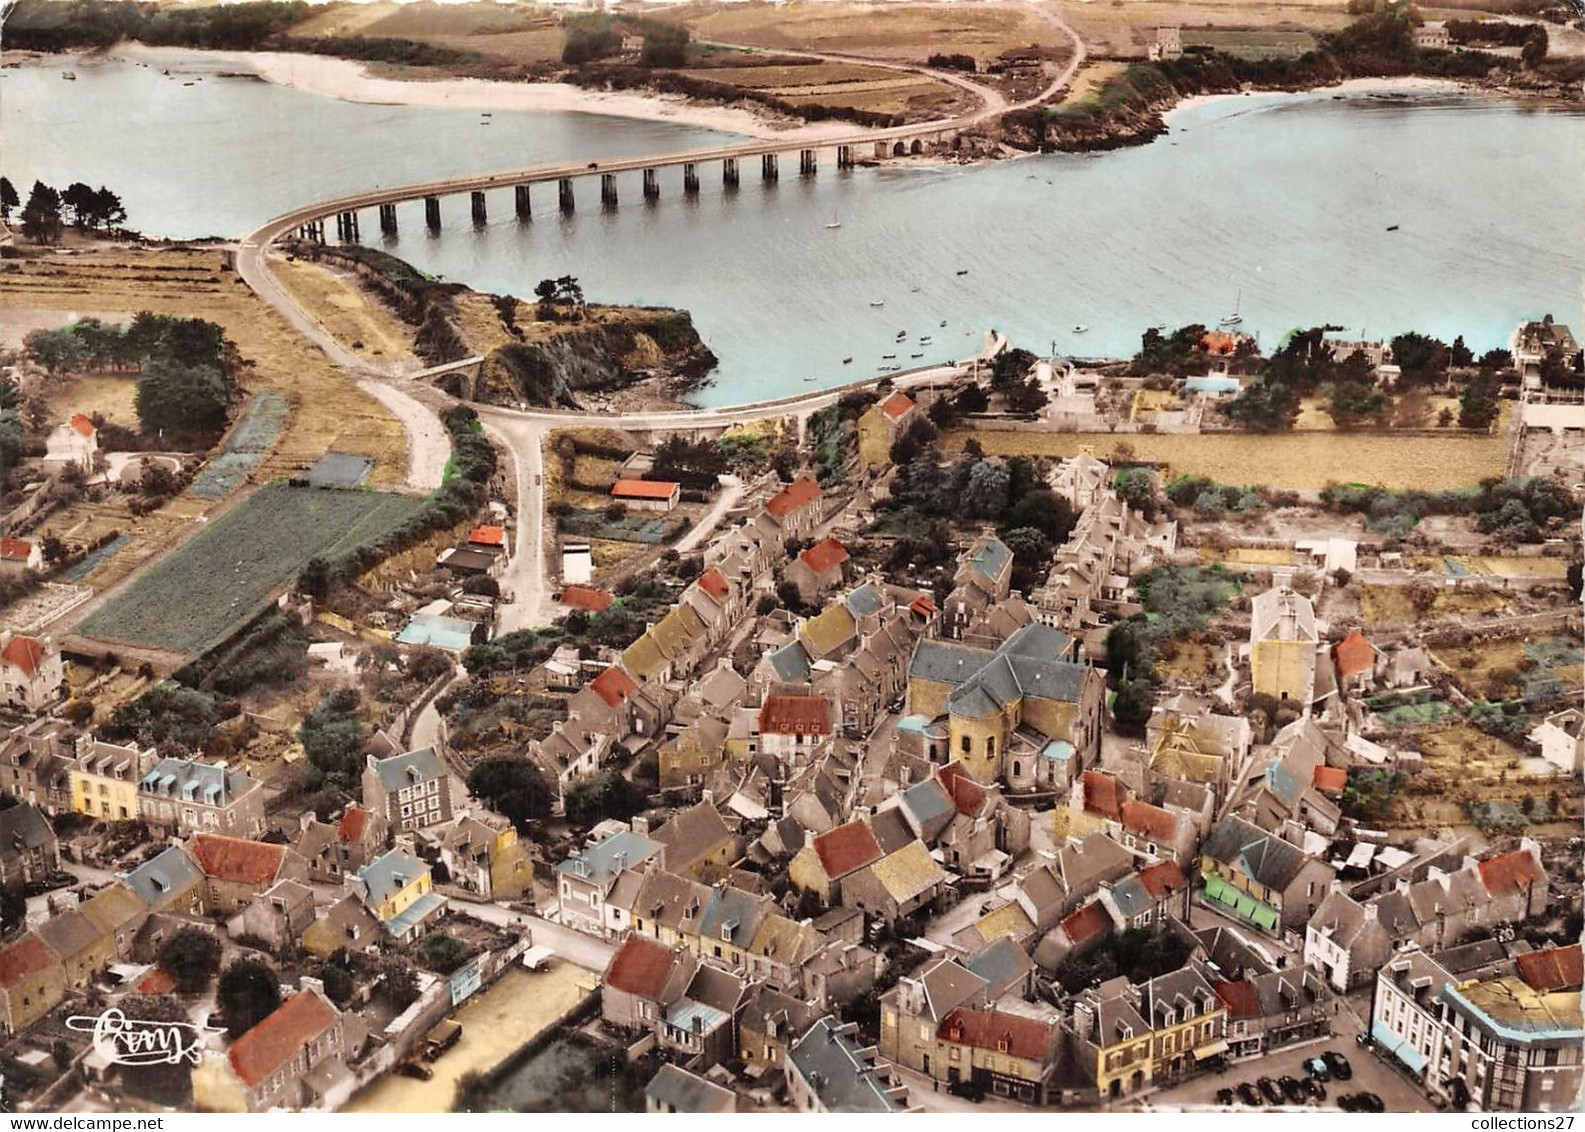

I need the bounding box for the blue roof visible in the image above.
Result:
[699,885,762,949]
[666,998,730,1034]
[844,585,884,618]
[969,537,1012,582]
[138,756,247,805]
[1268,757,1306,806]
[898,778,954,827]
[556,829,662,884]
[123,846,202,907]
[896,715,931,735]
[396,612,477,652]
[1042,739,1075,761]
[386,890,446,936]
[1108,874,1152,919]
[768,640,812,682]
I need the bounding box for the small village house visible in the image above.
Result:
[611,478,681,513]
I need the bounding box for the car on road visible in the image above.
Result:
[1355,1092,1385,1112]
[946,1079,984,1103]
[1338,1094,1361,1112]
[1304,1056,1331,1081]
[1323,1051,1353,1080]
[1303,1078,1327,1102]
[1235,1083,1262,1107]
[587,162,600,169]
[1279,1076,1306,1103]
[1257,1077,1283,1105]
[1216,1088,1235,1106]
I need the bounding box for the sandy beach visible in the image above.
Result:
[103,42,879,142]
[1163,75,1467,124]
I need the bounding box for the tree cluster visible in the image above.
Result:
[299,688,365,791]
[3,0,308,52]
[467,758,555,829]
[1105,564,1239,730]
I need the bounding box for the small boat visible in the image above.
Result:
[910,352,924,359]
[804,375,818,382]
[1072,325,1089,334]
[869,300,885,308]
[481,112,492,117]
[1219,289,1243,327]
[882,353,897,359]
[61,71,77,80]
[1386,224,1399,232]
[910,286,921,293]
[183,81,196,86]
[955,269,969,276]
[939,320,947,328]
[824,213,841,230]
[919,336,932,344]
[842,357,853,364]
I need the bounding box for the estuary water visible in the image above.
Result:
[5,52,1582,406]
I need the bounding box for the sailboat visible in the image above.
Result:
[1219,290,1243,327]
[824,212,842,230]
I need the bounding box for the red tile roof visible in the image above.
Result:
[0,635,45,678]
[1478,849,1545,896]
[136,968,176,995]
[560,584,615,613]
[1212,979,1262,1019]
[1201,331,1239,356]
[337,806,371,843]
[878,391,917,422]
[589,666,638,708]
[909,595,938,618]
[759,694,831,737]
[1516,943,1583,993]
[765,476,822,519]
[1331,630,1376,681]
[1312,765,1347,795]
[0,934,58,988]
[695,569,729,601]
[227,991,337,1088]
[604,935,678,999]
[1137,861,1187,901]
[1082,770,1126,822]
[0,538,34,562]
[1060,900,1113,947]
[611,479,678,501]
[937,762,986,816]
[190,834,285,887]
[468,524,506,547]
[812,821,883,880]
[797,537,850,575]
[938,1007,1055,1061]
[69,413,97,438]
[1122,799,1178,843]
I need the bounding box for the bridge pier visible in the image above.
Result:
[601,173,618,208]
[299,219,325,244]
[761,153,778,182]
[379,203,397,234]
[722,158,739,187]
[874,141,889,160]
[837,144,854,170]
[335,211,360,243]
[471,191,487,226]
[683,163,699,195]
[559,177,575,212]
[799,148,817,176]
[515,184,532,219]
[425,196,441,231]
[643,168,659,200]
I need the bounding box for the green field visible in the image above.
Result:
[81,483,425,655]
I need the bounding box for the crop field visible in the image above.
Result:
[682,60,961,116]
[1402,723,1577,830]
[1180,27,1321,58]
[269,255,415,365]
[559,507,681,545]
[189,391,291,500]
[1359,582,1511,626]
[687,3,1062,61]
[1199,546,1297,567]
[80,483,425,655]
[952,427,1506,490]
[1058,0,1354,58]
[1446,555,1568,578]
[1431,634,1583,701]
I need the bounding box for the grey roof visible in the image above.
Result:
[868,808,916,856]
[768,640,812,682]
[686,962,748,1014]
[0,803,54,855]
[919,957,989,1021]
[844,585,884,619]
[1054,832,1134,895]
[897,779,955,841]
[1201,817,1316,890]
[369,747,446,792]
[122,846,202,907]
[699,884,768,950]
[357,849,428,906]
[36,908,106,961]
[1250,585,1317,643]
[1437,939,1511,975]
[645,1064,734,1113]
[556,829,662,884]
[937,622,1087,719]
[964,936,1033,995]
[1108,874,1153,920]
[653,801,733,871]
[789,1018,905,1113]
[138,756,254,806]
[1195,925,1276,978]
[967,537,1012,584]
[907,640,995,686]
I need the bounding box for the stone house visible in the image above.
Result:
[0,932,66,1036]
[555,828,663,938]
[191,983,359,1112]
[788,1016,911,1112]
[190,834,310,915]
[856,390,918,467]
[137,756,266,839]
[0,802,59,889]
[762,476,825,543]
[228,879,315,956]
[1198,817,1335,938]
[294,805,388,886]
[784,537,850,604]
[1248,581,1319,707]
[362,747,455,834]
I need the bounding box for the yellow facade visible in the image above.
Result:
[1096,1033,1154,1096]
[856,406,894,467]
[70,769,137,822]
[192,1054,249,1113]
[907,675,954,722]
[1251,639,1311,702]
[489,828,532,900]
[1151,1010,1226,1075]
[788,846,830,897]
[1200,856,1276,907]
[376,872,431,923]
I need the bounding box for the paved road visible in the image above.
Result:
[451,901,617,973]
[674,474,745,553]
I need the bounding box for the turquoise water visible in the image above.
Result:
[7,52,1582,405]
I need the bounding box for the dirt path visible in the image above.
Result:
[357,378,449,492]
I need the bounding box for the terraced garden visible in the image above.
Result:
[80,483,425,655]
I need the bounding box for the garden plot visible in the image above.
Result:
[188,390,290,499]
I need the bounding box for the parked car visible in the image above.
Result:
[1338,1094,1361,1112]
[1356,1092,1385,1112]
[1304,1078,1327,1102]
[1216,1088,1236,1106]
[1304,1056,1331,1081]
[1236,1082,1263,1106]
[946,1079,984,1103]
[396,1060,433,1080]
[1279,1076,1306,1103]
[1323,1051,1353,1080]
[1257,1076,1283,1105]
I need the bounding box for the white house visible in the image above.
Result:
[1528,708,1584,774]
[0,633,65,713]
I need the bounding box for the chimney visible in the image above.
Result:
[1362,900,1379,923]
[300,974,326,997]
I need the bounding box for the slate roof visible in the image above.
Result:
[897,778,955,840]
[123,846,203,907]
[1202,817,1315,890]
[357,849,428,906]
[605,935,682,999]
[844,585,884,619]
[227,991,338,1088]
[966,537,1012,584]
[698,884,768,950]
[1107,875,1154,920]
[0,803,54,855]
[908,640,995,686]
[557,829,662,884]
[645,1064,734,1113]
[812,821,883,880]
[964,936,1034,995]
[1251,585,1317,643]
[868,807,916,856]
[36,908,104,963]
[767,640,813,682]
[653,802,733,872]
[919,957,990,1020]
[369,748,445,792]
[788,1018,904,1113]
[139,757,254,807]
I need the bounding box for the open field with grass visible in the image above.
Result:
[1448,555,1569,578]
[1058,0,1354,58]
[1359,582,1511,625]
[79,482,425,655]
[1180,27,1321,57]
[950,427,1507,490]
[1156,639,1222,681]
[0,249,409,487]
[292,0,563,65]
[1292,394,1475,431]
[269,254,416,365]
[1401,723,1577,829]
[1429,634,1583,701]
[42,373,140,429]
[1200,546,1296,567]
[688,2,1061,61]
[682,59,959,115]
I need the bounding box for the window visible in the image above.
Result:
[1013,761,1022,778]
[960,735,970,754]
[986,735,996,757]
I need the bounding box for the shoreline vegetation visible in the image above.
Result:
[5,0,1580,157]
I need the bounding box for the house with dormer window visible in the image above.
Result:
[363,747,455,832]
